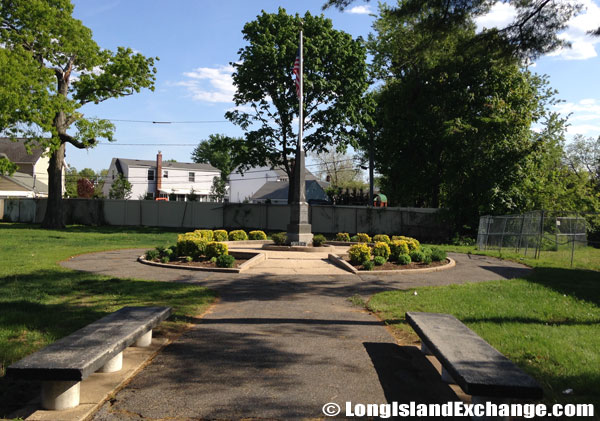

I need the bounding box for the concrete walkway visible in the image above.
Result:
[60,249,531,420]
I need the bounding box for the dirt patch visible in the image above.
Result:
[147,256,250,269]
[342,256,449,271]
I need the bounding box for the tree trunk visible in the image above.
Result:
[41,142,66,229]
[42,69,70,229]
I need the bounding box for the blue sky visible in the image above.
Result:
[67,0,600,172]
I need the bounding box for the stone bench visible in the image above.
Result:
[406,312,543,404]
[7,306,172,410]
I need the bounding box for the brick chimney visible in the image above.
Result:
[156,151,162,193]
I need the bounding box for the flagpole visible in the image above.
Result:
[299,30,303,153]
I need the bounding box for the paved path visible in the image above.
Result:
[60,249,531,420]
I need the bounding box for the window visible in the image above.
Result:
[145,192,155,200]
[163,170,168,178]
[148,169,155,181]
[188,172,195,182]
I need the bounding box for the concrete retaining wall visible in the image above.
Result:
[2,199,450,240]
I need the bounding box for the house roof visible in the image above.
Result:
[251,179,329,202]
[0,138,46,164]
[1,171,48,193]
[114,158,218,172]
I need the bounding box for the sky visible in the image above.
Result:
[66,0,600,173]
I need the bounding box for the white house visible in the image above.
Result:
[103,152,220,201]
[0,138,65,198]
[228,164,329,204]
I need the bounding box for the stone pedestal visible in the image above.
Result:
[287,202,313,245]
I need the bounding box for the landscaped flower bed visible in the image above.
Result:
[337,233,448,271]
[143,229,268,269]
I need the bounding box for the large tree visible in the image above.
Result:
[226,8,368,202]
[367,1,575,232]
[191,134,244,201]
[1,0,157,228]
[324,0,580,61]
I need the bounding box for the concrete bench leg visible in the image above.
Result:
[42,380,80,410]
[135,329,152,347]
[97,351,123,373]
[420,342,432,355]
[441,366,455,384]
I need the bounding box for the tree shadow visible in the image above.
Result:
[525,266,600,308]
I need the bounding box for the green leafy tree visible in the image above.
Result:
[367,2,572,232]
[191,134,243,201]
[226,8,368,202]
[1,0,157,228]
[108,174,133,200]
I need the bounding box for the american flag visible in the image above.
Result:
[292,47,301,98]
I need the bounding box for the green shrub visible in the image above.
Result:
[374,256,386,266]
[205,242,228,259]
[160,256,170,263]
[216,254,235,268]
[272,232,287,245]
[373,234,391,244]
[229,230,248,241]
[210,256,217,263]
[430,247,447,262]
[397,254,411,265]
[193,229,214,241]
[313,234,326,246]
[390,240,410,261]
[391,236,420,251]
[336,232,350,242]
[362,260,375,271]
[356,233,371,243]
[185,256,193,263]
[349,243,372,265]
[350,235,359,242]
[213,229,228,242]
[249,230,267,240]
[164,248,174,257]
[176,238,207,258]
[145,249,159,260]
[372,242,391,260]
[410,250,426,263]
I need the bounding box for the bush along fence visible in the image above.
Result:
[477,210,600,267]
[1,198,451,241]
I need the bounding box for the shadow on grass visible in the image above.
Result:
[0,269,216,417]
[0,222,187,235]
[527,266,600,308]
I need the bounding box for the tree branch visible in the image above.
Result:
[59,133,96,149]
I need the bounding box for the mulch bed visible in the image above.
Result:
[342,256,449,271]
[149,257,250,268]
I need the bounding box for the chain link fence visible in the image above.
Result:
[477,211,599,267]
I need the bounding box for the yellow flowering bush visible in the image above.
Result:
[356,233,372,243]
[348,243,372,264]
[372,241,391,260]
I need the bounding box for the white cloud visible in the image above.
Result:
[175,65,236,103]
[554,98,600,137]
[544,0,600,60]
[346,5,372,15]
[476,0,600,61]
[475,2,517,31]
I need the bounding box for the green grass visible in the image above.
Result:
[0,223,217,416]
[427,242,600,271]
[369,244,600,407]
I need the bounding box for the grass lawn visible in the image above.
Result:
[0,223,217,417]
[369,243,600,407]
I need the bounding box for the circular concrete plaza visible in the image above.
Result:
[59,246,531,420]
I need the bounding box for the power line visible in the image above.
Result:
[93,119,229,124]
